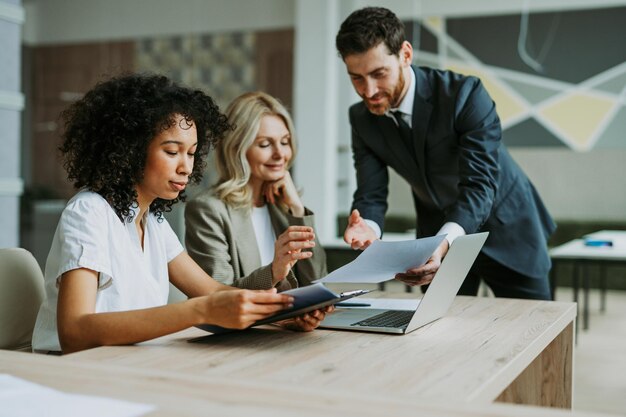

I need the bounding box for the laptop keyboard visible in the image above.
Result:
[351,310,414,329]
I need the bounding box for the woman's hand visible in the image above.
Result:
[263,171,305,217]
[279,306,334,332]
[197,288,293,329]
[272,225,316,285]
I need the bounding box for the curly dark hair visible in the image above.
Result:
[59,73,230,222]
[336,7,405,59]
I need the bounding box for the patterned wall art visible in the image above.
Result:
[407,7,626,150]
[135,32,256,109]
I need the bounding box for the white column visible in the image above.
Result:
[0,0,24,248]
[292,0,340,242]
[335,1,366,218]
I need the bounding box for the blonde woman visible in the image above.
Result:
[185,92,327,291]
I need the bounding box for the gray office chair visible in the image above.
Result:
[0,248,45,351]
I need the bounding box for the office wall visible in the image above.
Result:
[0,0,23,248]
[22,0,294,45]
[387,148,626,223]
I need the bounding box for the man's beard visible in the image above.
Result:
[363,69,406,115]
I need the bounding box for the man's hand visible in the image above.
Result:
[343,209,378,250]
[395,239,450,286]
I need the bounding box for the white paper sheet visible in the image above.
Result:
[0,374,155,417]
[317,235,446,283]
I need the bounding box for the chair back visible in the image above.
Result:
[0,248,45,351]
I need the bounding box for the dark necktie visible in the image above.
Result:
[391,111,415,159]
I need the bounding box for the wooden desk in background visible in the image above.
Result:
[1,349,606,417]
[67,296,576,409]
[550,230,626,330]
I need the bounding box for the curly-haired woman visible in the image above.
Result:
[32,74,329,354]
[185,92,327,291]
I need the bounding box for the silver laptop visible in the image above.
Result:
[319,232,488,334]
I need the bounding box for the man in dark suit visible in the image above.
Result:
[336,7,556,299]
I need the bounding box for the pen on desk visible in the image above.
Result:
[584,239,613,247]
[335,302,371,307]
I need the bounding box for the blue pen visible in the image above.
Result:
[584,238,613,247]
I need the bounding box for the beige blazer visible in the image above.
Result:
[184,191,327,290]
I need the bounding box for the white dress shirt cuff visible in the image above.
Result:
[363,219,382,239]
[438,222,466,246]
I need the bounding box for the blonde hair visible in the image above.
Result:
[214,92,297,208]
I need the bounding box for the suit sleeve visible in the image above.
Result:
[349,107,389,231]
[184,198,274,290]
[446,78,501,233]
[285,208,328,286]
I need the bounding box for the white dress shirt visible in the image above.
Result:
[364,67,465,246]
[32,190,183,352]
[251,205,277,266]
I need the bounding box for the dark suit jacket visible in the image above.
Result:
[185,191,327,290]
[349,66,556,279]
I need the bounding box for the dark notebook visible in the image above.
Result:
[194,283,371,335]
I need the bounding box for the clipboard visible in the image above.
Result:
[193,283,372,336]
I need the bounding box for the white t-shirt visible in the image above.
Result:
[32,190,184,352]
[251,205,276,266]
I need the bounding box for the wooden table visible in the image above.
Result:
[67,296,576,409]
[1,349,608,417]
[550,230,626,330]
